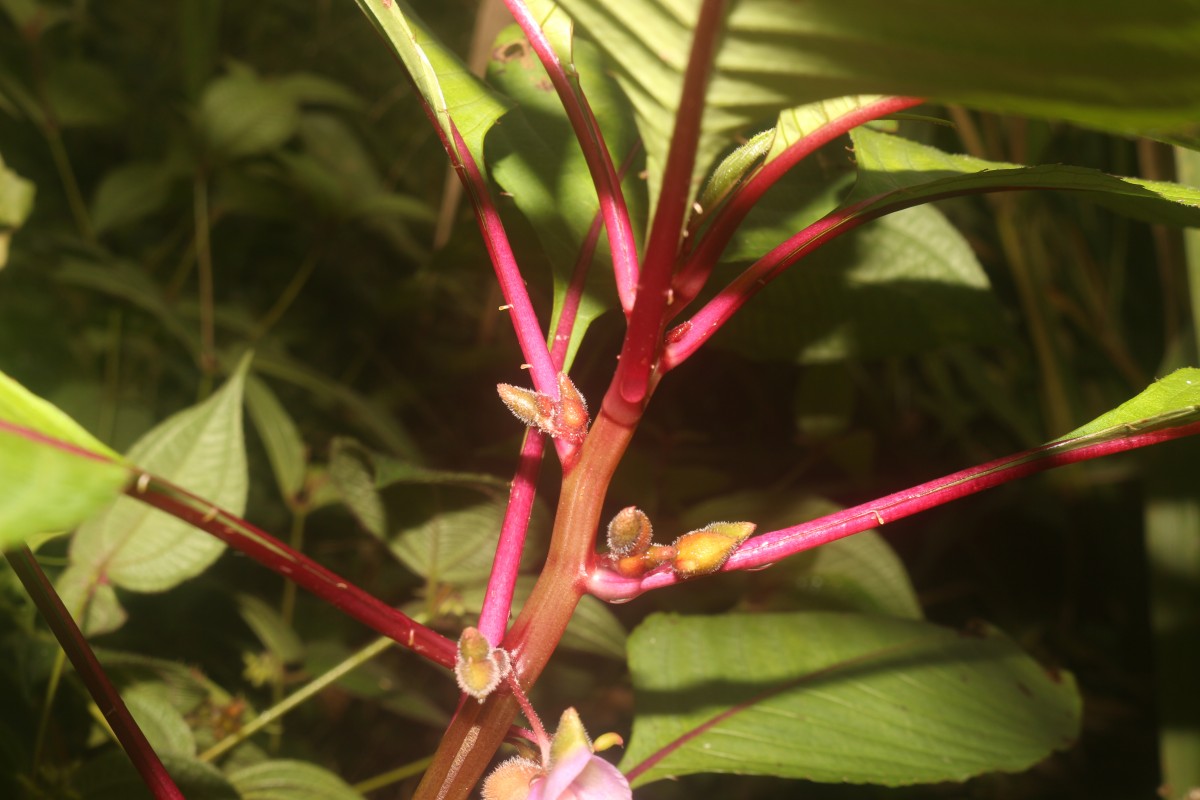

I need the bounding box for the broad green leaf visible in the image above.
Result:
[848,127,1200,226]
[0,152,34,269]
[350,0,509,166]
[91,161,176,235]
[123,683,197,757]
[0,371,129,548]
[229,759,364,800]
[328,437,386,538]
[199,67,300,159]
[459,576,627,659]
[488,24,642,367]
[1056,367,1200,441]
[245,376,306,503]
[236,593,303,666]
[60,356,251,633]
[373,453,507,491]
[557,0,1200,204]
[76,750,238,800]
[621,612,1080,787]
[716,203,1008,363]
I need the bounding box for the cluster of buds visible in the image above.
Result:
[605,507,755,579]
[498,373,589,443]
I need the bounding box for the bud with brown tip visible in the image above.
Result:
[497,373,589,443]
[672,521,756,578]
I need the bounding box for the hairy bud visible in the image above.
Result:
[551,373,589,441]
[454,627,511,702]
[672,521,756,578]
[614,543,675,578]
[481,756,539,800]
[607,506,653,557]
[497,373,590,442]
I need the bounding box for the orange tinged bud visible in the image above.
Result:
[552,372,589,441]
[644,544,676,567]
[607,506,653,556]
[671,521,756,578]
[481,756,540,800]
[498,374,589,443]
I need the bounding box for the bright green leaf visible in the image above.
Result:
[245,376,306,503]
[1057,367,1200,441]
[60,356,251,633]
[229,759,364,800]
[717,204,1008,362]
[0,370,129,549]
[558,0,1200,204]
[350,0,509,166]
[621,612,1080,787]
[848,127,1200,227]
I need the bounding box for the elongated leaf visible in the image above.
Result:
[76,750,238,800]
[0,371,129,548]
[848,127,1200,226]
[59,357,251,634]
[350,0,509,165]
[122,683,197,758]
[229,759,364,800]
[717,203,1008,362]
[1057,367,1200,441]
[558,0,1200,201]
[245,376,306,503]
[236,593,303,665]
[621,612,1079,787]
[328,437,386,538]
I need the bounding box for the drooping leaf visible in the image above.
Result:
[717,203,1008,362]
[487,24,642,367]
[0,371,129,549]
[350,0,509,166]
[59,356,251,634]
[245,376,306,504]
[1056,367,1200,441]
[328,437,386,538]
[91,161,177,235]
[236,593,303,666]
[848,127,1200,226]
[621,612,1080,787]
[228,759,365,800]
[557,0,1200,203]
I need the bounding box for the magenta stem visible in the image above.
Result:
[130,476,458,669]
[502,0,641,314]
[589,419,1200,600]
[7,547,184,799]
[672,96,924,310]
[611,0,728,414]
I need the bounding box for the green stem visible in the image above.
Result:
[353,756,435,795]
[200,635,395,763]
[193,170,217,383]
[30,648,67,781]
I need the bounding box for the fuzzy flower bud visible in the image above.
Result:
[606,506,653,557]
[672,521,756,578]
[454,627,511,702]
[551,373,589,442]
[497,373,589,442]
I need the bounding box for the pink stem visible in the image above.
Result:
[672,96,924,310]
[589,419,1200,600]
[477,197,608,645]
[7,547,184,799]
[131,476,458,669]
[502,0,641,314]
[611,0,727,415]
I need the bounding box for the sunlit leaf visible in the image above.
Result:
[0,370,129,549]
[621,612,1080,787]
[1057,367,1200,441]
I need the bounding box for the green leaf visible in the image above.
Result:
[487,24,642,367]
[44,59,127,128]
[0,371,129,549]
[350,0,509,166]
[717,204,1008,362]
[372,452,508,491]
[199,67,300,159]
[1057,368,1200,441]
[59,356,251,633]
[245,376,306,503]
[229,759,364,800]
[76,750,239,800]
[848,127,1200,226]
[328,437,386,538]
[236,593,303,666]
[274,73,365,111]
[621,612,1080,787]
[123,683,197,757]
[91,161,176,235]
[0,153,34,269]
[558,0,1200,203]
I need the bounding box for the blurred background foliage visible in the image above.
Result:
[0,0,1196,798]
